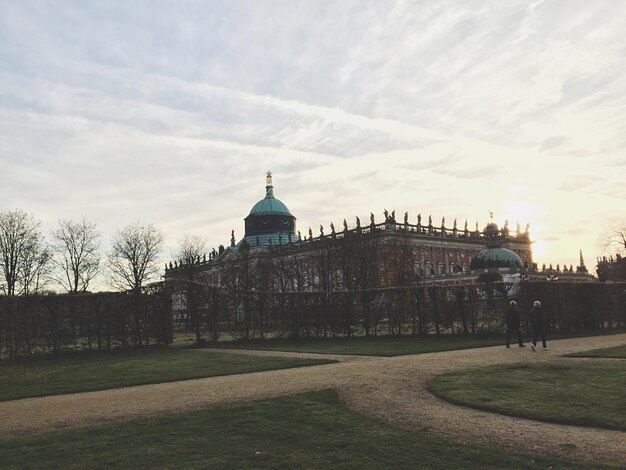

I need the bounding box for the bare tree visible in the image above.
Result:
[108,222,163,292]
[601,223,626,255]
[174,233,207,336]
[20,243,52,296]
[0,209,51,296]
[176,233,207,264]
[52,219,101,293]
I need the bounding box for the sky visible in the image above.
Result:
[1,0,625,278]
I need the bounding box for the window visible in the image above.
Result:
[425,261,433,276]
[413,261,423,275]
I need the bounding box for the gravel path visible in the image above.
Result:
[1,333,625,466]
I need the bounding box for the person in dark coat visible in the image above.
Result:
[530,300,549,351]
[505,300,525,348]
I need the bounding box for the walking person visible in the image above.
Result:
[530,300,549,351]
[505,301,525,348]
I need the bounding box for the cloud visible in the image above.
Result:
[1,0,626,275]
[540,136,568,151]
[437,165,504,180]
[558,177,602,192]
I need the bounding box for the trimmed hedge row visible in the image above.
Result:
[0,286,172,360]
[178,281,626,341]
[2,281,624,358]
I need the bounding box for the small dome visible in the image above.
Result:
[249,196,292,216]
[241,172,297,246]
[247,171,293,216]
[483,222,499,238]
[470,247,523,271]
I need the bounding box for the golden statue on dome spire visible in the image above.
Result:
[265,170,274,197]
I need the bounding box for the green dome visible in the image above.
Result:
[470,247,523,271]
[241,172,297,247]
[249,195,292,216]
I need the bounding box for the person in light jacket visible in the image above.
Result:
[530,300,549,351]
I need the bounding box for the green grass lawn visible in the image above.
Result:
[0,348,334,402]
[0,390,605,470]
[205,328,626,357]
[207,335,504,356]
[566,344,626,358]
[428,362,626,431]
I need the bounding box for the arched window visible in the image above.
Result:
[437,261,445,275]
[424,261,433,276]
[413,261,423,275]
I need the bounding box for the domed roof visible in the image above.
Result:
[470,247,523,271]
[240,172,297,248]
[248,172,293,216]
[249,195,292,216]
[484,222,499,233]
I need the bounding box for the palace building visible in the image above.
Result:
[164,172,592,288]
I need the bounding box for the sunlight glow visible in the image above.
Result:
[500,188,544,234]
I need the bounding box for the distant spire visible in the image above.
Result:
[265,170,274,197]
[579,249,586,268]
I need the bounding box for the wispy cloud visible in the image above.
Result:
[1,0,625,271]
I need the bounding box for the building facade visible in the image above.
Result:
[164,173,592,288]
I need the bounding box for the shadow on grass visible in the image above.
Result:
[1,390,607,470]
[0,348,335,402]
[200,328,626,357]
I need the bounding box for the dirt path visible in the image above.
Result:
[1,334,625,466]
